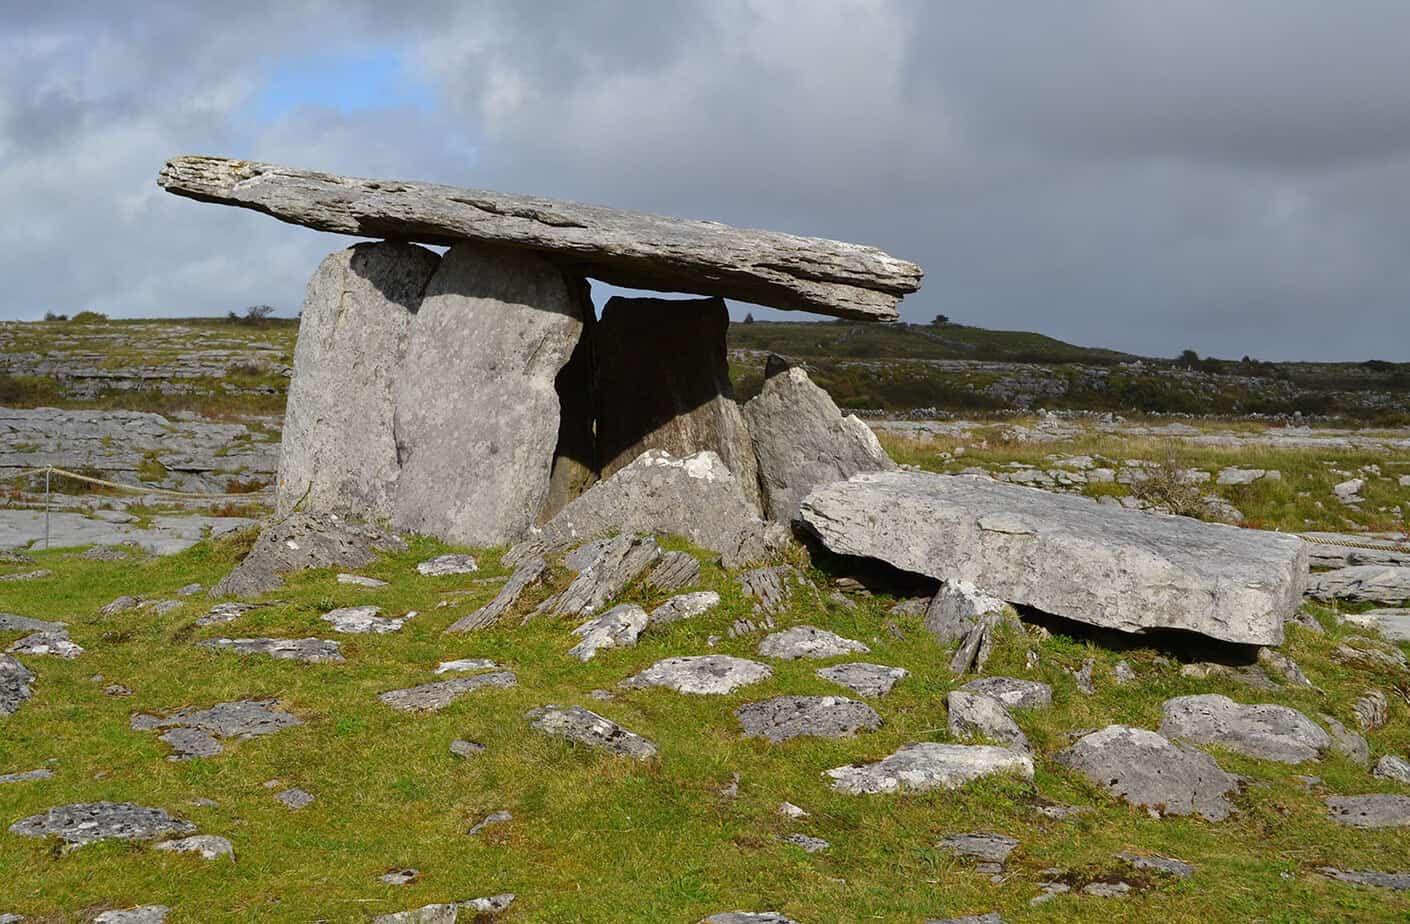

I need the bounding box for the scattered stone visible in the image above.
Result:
[1257,648,1313,687]
[718,773,740,798]
[889,597,930,617]
[9,801,195,844]
[154,834,235,861]
[1326,794,1410,828]
[195,602,259,627]
[568,604,649,662]
[826,743,1034,794]
[1113,660,1136,685]
[589,689,615,701]
[758,625,868,660]
[646,551,701,592]
[321,605,411,634]
[622,656,773,695]
[337,573,389,588]
[1034,802,1087,819]
[0,768,52,784]
[1307,566,1410,606]
[1345,608,1410,642]
[1179,660,1278,690]
[1117,853,1196,878]
[799,472,1307,645]
[104,683,133,697]
[7,630,82,659]
[924,915,1003,924]
[0,570,50,582]
[1354,690,1389,731]
[924,580,1008,644]
[446,556,546,632]
[379,671,518,713]
[778,801,809,818]
[210,513,406,598]
[1374,755,1410,784]
[960,677,1052,709]
[94,907,169,923]
[1320,714,1370,766]
[1056,725,1239,821]
[131,700,301,760]
[199,637,345,663]
[779,833,829,853]
[816,662,909,698]
[276,787,315,810]
[450,739,485,759]
[739,566,808,615]
[737,695,882,743]
[372,894,516,923]
[1335,637,1408,673]
[534,534,660,619]
[467,810,512,837]
[1333,478,1365,504]
[0,655,35,716]
[1158,694,1330,764]
[1069,658,1096,695]
[176,583,204,596]
[526,705,657,760]
[947,691,1028,751]
[380,869,421,886]
[743,364,896,523]
[1082,882,1132,898]
[1317,868,1410,891]
[701,914,800,924]
[417,554,479,577]
[937,832,1019,873]
[0,613,65,633]
[648,591,721,626]
[434,658,499,675]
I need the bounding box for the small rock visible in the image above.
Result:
[1374,755,1410,784]
[701,914,800,924]
[816,662,909,698]
[467,810,512,836]
[947,691,1028,751]
[105,683,133,697]
[1082,881,1132,898]
[588,689,615,701]
[1317,867,1410,891]
[568,604,648,661]
[718,773,740,798]
[373,894,516,923]
[648,591,721,626]
[450,739,485,758]
[1327,794,1410,828]
[646,551,701,592]
[960,677,1052,709]
[7,630,82,659]
[779,833,829,853]
[1117,852,1196,878]
[923,915,1003,924]
[0,768,53,785]
[1158,693,1330,764]
[1354,690,1389,731]
[526,705,657,760]
[758,625,868,660]
[194,602,259,627]
[434,658,499,675]
[937,832,1019,867]
[826,743,1034,794]
[337,573,389,588]
[99,595,141,617]
[380,869,421,885]
[1034,802,1087,819]
[94,907,169,923]
[1069,658,1095,695]
[621,656,772,695]
[379,672,518,713]
[1257,648,1313,687]
[1113,661,1136,685]
[778,801,809,818]
[276,788,315,810]
[199,637,345,663]
[1320,713,1370,765]
[417,554,479,577]
[176,583,204,596]
[154,834,235,861]
[322,605,410,634]
[1029,882,1070,906]
[736,695,882,743]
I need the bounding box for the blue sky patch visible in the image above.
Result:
[254,45,434,121]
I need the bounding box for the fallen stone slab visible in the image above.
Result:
[799,472,1306,645]
[526,704,657,760]
[372,894,516,923]
[417,554,479,577]
[1321,714,1370,765]
[947,691,1028,751]
[826,743,1034,794]
[94,907,169,924]
[937,832,1019,869]
[337,573,388,588]
[647,551,701,592]
[194,601,260,627]
[0,613,66,633]
[534,534,660,619]
[0,655,35,716]
[199,637,345,663]
[7,630,82,659]
[1327,794,1410,828]
[1317,867,1410,891]
[1345,609,1410,642]
[743,363,896,523]
[450,739,485,758]
[537,450,784,570]
[154,833,235,861]
[959,677,1052,710]
[158,156,922,321]
[379,671,517,713]
[621,655,773,695]
[321,605,411,634]
[1158,694,1330,764]
[434,658,499,675]
[10,801,195,845]
[649,591,721,626]
[1118,853,1197,878]
[131,700,301,760]
[1306,566,1410,606]
[209,513,405,598]
[737,695,881,743]
[758,625,869,660]
[568,604,648,661]
[739,566,811,615]
[1302,533,1410,569]
[0,768,53,784]
[1056,725,1239,821]
[446,556,546,632]
[816,662,909,698]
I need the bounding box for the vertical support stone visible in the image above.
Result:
[539,278,598,524]
[594,296,763,513]
[276,241,440,520]
[392,244,587,547]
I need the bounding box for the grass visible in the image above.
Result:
[2,531,1409,922]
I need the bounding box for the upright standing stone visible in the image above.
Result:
[393,244,589,546]
[276,242,440,518]
[594,296,763,513]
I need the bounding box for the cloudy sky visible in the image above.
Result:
[3,1,1407,360]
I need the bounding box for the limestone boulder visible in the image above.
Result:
[1306,566,1410,606]
[743,364,895,523]
[209,513,405,599]
[276,242,439,519]
[826,742,1034,794]
[1158,694,1330,764]
[393,244,589,547]
[1056,725,1239,821]
[799,472,1306,645]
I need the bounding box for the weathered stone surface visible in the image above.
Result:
[449,739,485,758]
[393,244,588,546]
[924,581,1008,644]
[947,691,1028,751]
[0,654,35,716]
[646,551,701,592]
[701,915,801,924]
[568,604,648,661]
[538,450,784,570]
[826,743,1034,794]
[1320,714,1370,766]
[759,625,869,660]
[779,833,829,853]
[7,630,81,659]
[1306,566,1410,605]
[434,658,499,675]
[372,895,515,923]
[94,907,169,923]
[1056,725,1239,821]
[132,699,301,760]
[744,364,895,523]
[1354,690,1390,730]
[1345,608,1410,642]
[199,637,345,663]
[195,602,259,627]
[923,915,1003,924]
[622,655,773,695]
[321,605,411,634]
[210,513,405,598]
[159,156,922,321]
[937,832,1019,865]
[649,591,721,626]
[737,695,882,743]
[816,662,909,698]
[446,557,546,631]
[1374,755,1410,784]
[1318,867,1410,890]
[800,473,1306,645]
[0,768,52,784]
[1158,694,1330,764]
[467,810,512,837]
[275,787,315,810]
[1257,647,1312,687]
[960,677,1052,710]
[535,535,660,619]
[154,834,235,860]
[1327,794,1410,828]
[10,802,195,844]
[378,671,517,712]
[526,705,657,760]
[276,242,439,519]
[337,573,388,588]
[1118,853,1196,878]
[739,566,809,615]
[0,613,65,633]
[417,554,479,577]
[596,296,762,513]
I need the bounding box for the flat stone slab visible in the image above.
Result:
[379,671,517,712]
[7,630,82,659]
[649,591,721,626]
[826,743,1034,794]
[158,156,922,321]
[154,834,235,860]
[647,551,701,592]
[526,705,657,760]
[1318,867,1410,890]
[10,801,195,844]
[131,699,301,760]
[799,472,1307,645]
[0,654,35,716]
[0,613,66,633]
[701,915,801,924]
[737,695,882,743]
[959,677,1052,709]
[1345,609,1410,642]
[434,658,499,675]
[1056,725,1240,821]
[416,554,479,577]
[446,556,546,632]
[758,625,869,660]
[95,907,169,923]
[1119,853,1197,878]
[1307,566,1410,605]
[568,604,648,662]
[1327,794,1410,828]
[276,787,315,809]
[816,662,909,698]
[937,832,1019,864]
[621,655,773,695]
[199,637,345,663]
[337,573,388,588]
[1158,694,1330,764]
[321,605,411,634]
[373,895,516,923]
[0,768,53,784]
[195,602,260,627]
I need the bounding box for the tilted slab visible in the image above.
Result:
[157,156,922,320]
[800,473,1306,645]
